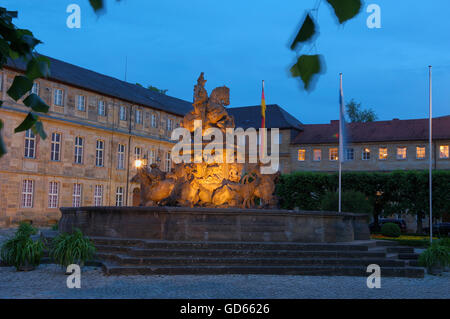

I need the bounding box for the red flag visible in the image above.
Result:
[260,81,266,157]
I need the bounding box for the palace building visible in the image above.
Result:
[0,55,449,226]
[291,116,450,172]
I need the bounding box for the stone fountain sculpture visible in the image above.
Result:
[133,73,279,208]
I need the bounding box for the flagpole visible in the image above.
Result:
[339,73,343,213]
[428,65,433,243]
[261,80,265,158]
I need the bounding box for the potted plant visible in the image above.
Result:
[418,241,450,275]
[50,228,96,274]
[0,223,44,271]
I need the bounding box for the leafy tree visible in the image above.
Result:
[346,99,378,122]
[147,85,168,95]
[289,0,362,90]
[136,83,168,95]
[0,7,51,157]
[276,171,450,234]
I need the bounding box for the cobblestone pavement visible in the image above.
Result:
[1,228,449,299]
[1,264,448,299]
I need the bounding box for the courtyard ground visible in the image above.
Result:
[0,228,449,299]
[0,264,449,299]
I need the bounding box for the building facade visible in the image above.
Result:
[0,55,449,227]
[0,56,191,226]
[290,118,450,172]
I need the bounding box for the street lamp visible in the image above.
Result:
[134,159,143,169]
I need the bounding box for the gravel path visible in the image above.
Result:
[1,228,449,299]
[0,264,448,299]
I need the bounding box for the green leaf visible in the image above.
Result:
[0,38,9,57]
[89,0,105,12]
[0,120,6,157]
[326,0,362,24]
[32,120,47,139]
[23,93,50,113]
[290,13,316,50]
[26,56,50,80]
[14,112,37,133]
[8,49,19,59]
[7,75,33,101]
[290,54,322,90]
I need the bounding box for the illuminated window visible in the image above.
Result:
[379,148,388,160]
[48,182,59,208]
[440,145,449,159]
[72,183,82,207]
[329,148,338,161]
[298,149,306,161]
[416,146,426,159]
[362,148,371,160]
[397,147,407,160]
[313,149,321,161]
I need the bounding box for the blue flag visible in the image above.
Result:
[339,74,348,162]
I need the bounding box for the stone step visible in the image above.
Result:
[102,264,425,278]
[408,260,421,267]
[91,237,370,252]
[96,252,407,267]
[375,240,400,247]
[398,253,420,260]
[95,245,387,259]
[386,247,415,254]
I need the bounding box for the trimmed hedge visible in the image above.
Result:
[381,222,401,237]
[276,170,450,219]
[320,190,373,214]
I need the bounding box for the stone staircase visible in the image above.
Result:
[87,237,425,278]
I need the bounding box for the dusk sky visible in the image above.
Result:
[3,0,450,124]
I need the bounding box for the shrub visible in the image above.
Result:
[439,237,450,248]
[16,222,37,237]
[418,241,450,270]
[319,190,373,214]
[0,222,44,270]
[50,229,96,268]
[381,222,401,238]
[275,171,450,222]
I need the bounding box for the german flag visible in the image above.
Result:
[261,80,266,129]
[260,81,266,156]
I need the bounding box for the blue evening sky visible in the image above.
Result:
[3,0,449,124]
